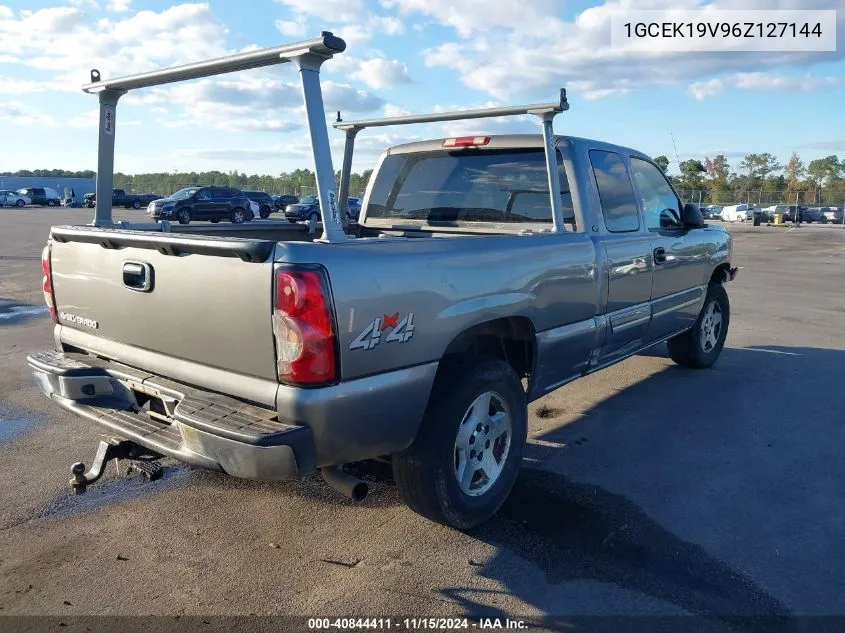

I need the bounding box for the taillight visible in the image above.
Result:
[273,267,337,385]
[443,136,491,148]
[41,244,57,323]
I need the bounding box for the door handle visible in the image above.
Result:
[653,247,667,264]
[122,261,153,291]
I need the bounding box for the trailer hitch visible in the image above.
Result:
[70,437,164,494]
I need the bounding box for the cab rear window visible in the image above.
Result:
[366,149,575,227]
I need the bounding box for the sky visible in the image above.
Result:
[0,0,842,177]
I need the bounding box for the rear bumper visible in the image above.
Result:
[28,350,314,480]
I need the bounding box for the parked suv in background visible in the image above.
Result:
[0,190,30,207]
[147,186,253,224]
[244,191,275,218]
[284,194,320,222]
[272,194,299,211]
[780,205,808,223]
[817,207,843,223]
[17,187,59,207]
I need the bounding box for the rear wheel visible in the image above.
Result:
[231,208,246,224]
[176,209,192,224]
[47,199,57,207]
[393,357,527,530]
[259,206,271,219]
[668,282,730,369]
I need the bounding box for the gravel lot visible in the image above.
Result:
[1,207,844,632]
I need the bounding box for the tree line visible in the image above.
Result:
[653,153,844,205]
[4,152,844,205]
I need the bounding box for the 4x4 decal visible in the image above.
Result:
[350,312,415,351]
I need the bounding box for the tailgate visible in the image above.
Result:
[49,229,278,384]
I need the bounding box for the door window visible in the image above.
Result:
[589,150,639,232]
[630,158,682,230]
[196,189,212,201]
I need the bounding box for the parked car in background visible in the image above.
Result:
[802,207,824,223]
[244,191,275,218]
[136,193,163,207]
[780,205,808,223]
[719,203,755,222]
[84,189,152,209]
[0,190,30,207]
[17,187,59,207]
[701,204,721,219]
[347,197,362,221]
[272,194,299,210]
[818,207,843,223]
[284,194,321,223]
[147,186,253,224]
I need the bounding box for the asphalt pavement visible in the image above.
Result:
[1,207,844,632]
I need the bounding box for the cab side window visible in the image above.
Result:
[630,158,683,230]
[589,150,639,232]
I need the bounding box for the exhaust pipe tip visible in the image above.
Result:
[321,466,369,501]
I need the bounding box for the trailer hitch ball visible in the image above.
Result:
[70,462,89,494]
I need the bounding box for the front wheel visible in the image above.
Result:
[47,199,57,207]
[133,200,141,209]
[176,209,192,224]
[393,357,527,530]
[668,282,730,369]
[16,199,25,207]
[231,208,246,224]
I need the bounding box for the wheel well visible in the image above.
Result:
[710,263,731,284]
[441,317,536,384]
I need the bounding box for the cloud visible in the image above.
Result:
[688,72,843,100]
[174,146,307,161]
[0,3,230,87]
[798,140,845,151]
[688,78,725,100]
[0,76,52,94]
[349,58,411,90]
[322,81,384,113]
[274,0,365,24]
[275,17,307,38]
[399,0,845,100]
[384,103,411,117]
[0,100,54,126]
[106,0,132,11]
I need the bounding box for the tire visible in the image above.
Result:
[16,199,25,207]
[231,208,246,224]
[176,209,192,225]
[133,200,141,209]
[309,211,319,224]
[668,282,730,369]
[47,199,57,207]
[259,206,271,219]
[392,357,527,530]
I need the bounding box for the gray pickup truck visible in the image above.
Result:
[29,34,736,529]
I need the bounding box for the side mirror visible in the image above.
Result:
[681,203,705,228]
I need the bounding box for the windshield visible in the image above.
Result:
[169,188,199,200]
[300,195,318,204]
[366,149,574,227]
